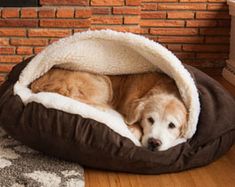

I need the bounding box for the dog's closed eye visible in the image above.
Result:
[168,122,176,129]
[147,117,154,125]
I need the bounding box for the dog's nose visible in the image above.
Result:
[148,138,162,151]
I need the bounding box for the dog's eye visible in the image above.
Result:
[147,117,154,125]
[168,122,176,129]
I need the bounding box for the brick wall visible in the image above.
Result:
[0,0,231,82]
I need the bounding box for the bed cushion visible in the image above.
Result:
[0,30,234,174]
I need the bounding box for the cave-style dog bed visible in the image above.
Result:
[0,30,234,174]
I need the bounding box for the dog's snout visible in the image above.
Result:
[148,138,162,151]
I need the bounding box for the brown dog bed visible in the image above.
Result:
[0,30,234,174]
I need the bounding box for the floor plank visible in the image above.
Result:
[86,146,235,187]
[85,74,235,187]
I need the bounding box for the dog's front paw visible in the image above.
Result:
[128,124,142,141]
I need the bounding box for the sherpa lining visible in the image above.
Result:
[13,30,200,145]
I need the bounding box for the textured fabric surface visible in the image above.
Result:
[14,30,200,140]
[0,57,234,174]
[0,127,84,187]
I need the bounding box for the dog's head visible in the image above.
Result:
[125,94,188,151]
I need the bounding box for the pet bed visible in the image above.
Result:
[0,30,234,174]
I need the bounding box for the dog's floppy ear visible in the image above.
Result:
[179,112,189,138]
[179,122,187,139]
[125,99,145,125]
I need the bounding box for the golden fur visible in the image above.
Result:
[31,68,113,108]
[30,68,187,151]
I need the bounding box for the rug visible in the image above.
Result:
[0,127,84,187]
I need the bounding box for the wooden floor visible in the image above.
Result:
[85,74,235,187]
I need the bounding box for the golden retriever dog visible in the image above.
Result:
[30,68,113,108]
[109,74,187,151]
[31,68,187,151]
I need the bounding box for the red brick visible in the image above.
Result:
[0,28,26,36]
[150,28,198,35]
[90,25,141,33]
[21,8,37,18]
[56,8,74,18]
[140,20,184,27]
[183,60,202,67]
[73,29,88,33]
[0,47,15,55]
[196,12,230,19]
[196,53,228,59]
[180,0,207,2]
[91,0,124,6]
[124,16,140,24]
[75,9,92,18]
[207,3,228,10]
[92,7,111,15]
[167,12,194,19]
[40,19,90,28]
[34,47,45,54]
[40,0,89,5]
[158,36,204,43]
[140,28,149,34]
[28,29,72,37]
[217,20,230,27]
[186,20,217,27]
[0,1,229,70]
[49,38,60,44]
[39,8,56,18]
[167,44,182,52]
[205,36,229,44]
[141,4,158,11]
[175,52,195,59]
[200,28,230,35]
[126,0,141,6]
[142,0,177,2]
[160,43,168,48]
[183,44,229,52]
[158,3,206,10]
[149,36,158,42]
[11,38,48,46]
[0,56,22,63]
[113,7,140,15]
[17,47,33,55]
[182,60,214,67]
[0,64,14,72]
[141,12,166,19]
[0,19,38,27]
[2,8,19,18]
[208,0,226,2]
[91,16,123,24]
[0,38,9,46]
